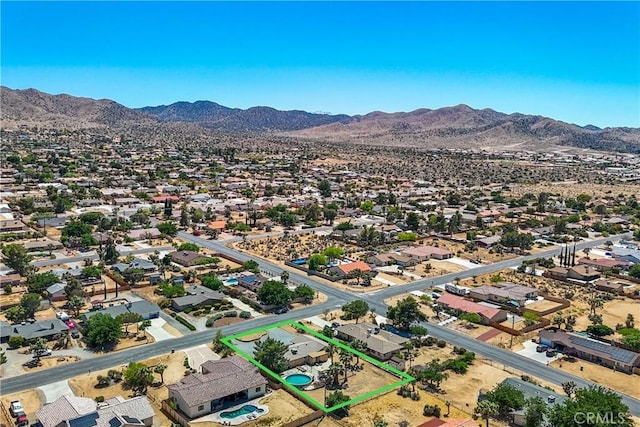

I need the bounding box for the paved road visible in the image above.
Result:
[3,232,639,416]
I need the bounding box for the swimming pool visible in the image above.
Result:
[224,278,239,285]
[285,373,313,387]
[291,258,308,265]
[220,404,265,419]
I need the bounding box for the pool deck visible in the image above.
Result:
[282,360,332,390]
[190,394,271,425]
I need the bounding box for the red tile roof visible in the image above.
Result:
[337,261,371,274]
[436,293,504,320]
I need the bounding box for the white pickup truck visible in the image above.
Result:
[10,400,24,416]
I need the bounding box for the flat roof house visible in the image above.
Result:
[578,257,629,272]
[539,329,640,374]
[402,245,454,261]
[168,356,267,419]
[83,300,160,322]
[336,322,409,361]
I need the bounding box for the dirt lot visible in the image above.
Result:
[0,389,42,426]
[21,355,81,373]
[551,356,640,399]
[68,351,186,427]
[573,298,640,331]
[506,182,640,199]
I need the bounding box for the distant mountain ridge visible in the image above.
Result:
[1,86,639,153]
[139,101,351,131]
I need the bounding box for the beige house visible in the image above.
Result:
[168,356,267,419]
[336,322,409,361]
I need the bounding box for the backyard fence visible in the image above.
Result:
[161,399,190,427]
[280,410,325,427]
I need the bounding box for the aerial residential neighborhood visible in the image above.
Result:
[1,2,640,427]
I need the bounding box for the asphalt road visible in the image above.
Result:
[2,232,638,415]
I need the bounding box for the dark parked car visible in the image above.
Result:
[331,322,341,329]
[274,307,289,314]
[536,345,548,353]
[546,349,557,357]
[71,330,80,339]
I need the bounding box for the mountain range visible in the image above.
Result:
[2,86,639,153]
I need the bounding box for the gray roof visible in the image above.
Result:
[46,282,66,295]
[337,322,409,355]
[169,356,266,407]
[83,300,160,321]
[36,395,153,427]
[284,335,326,361]
[8,318,69,340]
[112,258,156,273]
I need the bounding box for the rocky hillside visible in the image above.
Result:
[2,86,638,152]
[139,101,351,131]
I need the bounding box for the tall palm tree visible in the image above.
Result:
[339,349,352,382]
[327,362,344,387]
[326,343,338,364]
[349,339,368,366]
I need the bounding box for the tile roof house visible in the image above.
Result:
[592,279,625,295]
[36,394,154,427]
[402,245,454,261]
[328,261,372,279]
[577,257,629,272]
[539,329,640,374]
[171,285,225,311]
[436,293,508,324]
[168,356,267,419]
[168,250,209,267]
[112,258,157,274]
[5,318,69,342]
[336,322,409,361]
[468,282,537,307]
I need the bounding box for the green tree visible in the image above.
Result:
[83,313,123,349]
[257,280,293,307]
[124,362,154,395]
[27,272,59,293]
[386,296,427,331]
[177,242,199,252]
[323,208,337,225]
[323,246,344,262]
[20,293,41,318]
[628,264,640,279]
[308,253,328,271]
[6,305,28,323]
[342,300,370,324]
[396,231,417,242]
[122,268,144,287]
[201,274,223,291]
[243,260,260,273]
[325,390,351,417]
[586,324,614,337]
[349,339,368,366]
[103,238,119,265]
[474,400,500,427]
[294,284,315,303]
[360,200,375,213]
[117,312,143,336]
[524,396,548,427]
[8,335,25,348]
[253,336,288,373]
[138,319,152,342]
[484,382,525,417]
[406,212,421,230]
[548,385,633,427]
[29,338,48,357]
[1,243,34,276]
[64,277,85,299]
[318,180,332,197]
[157,221,178,237]
[335,221,355,231]
[153,363,167,384]
[561,381,577,397]
[68,294,85,317]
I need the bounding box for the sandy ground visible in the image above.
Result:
[68,351,187,427]
[506,183,640,199]
[550,356,640,399]
[0,389,43,426]
[573,298,640,331]
[525,298,565,312]
[21,355,81,373]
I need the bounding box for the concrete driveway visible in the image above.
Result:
[517,340,561,365]
[146,317,177,342]
[184,344,220,371]
[38,380,74,403]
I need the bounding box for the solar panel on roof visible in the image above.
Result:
[68,412,99,427]
[108,417,123,427]
[121,415,141,424]
[569,335,636,363]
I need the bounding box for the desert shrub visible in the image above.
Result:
[423,404,441,417]
[95,395,105,403]
[437,340,447,348]
[411,392,421,401]
[183,307,193,314]
[240,311,251,319]
[205,317,215,327]
[108,369,122,382]
[8,336,25,348]
[224,311,237,317]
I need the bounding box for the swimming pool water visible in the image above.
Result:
[285,373,313,386]
[220,404,264,419]
[225,278,239,285]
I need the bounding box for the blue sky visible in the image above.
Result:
[2,1,639,128]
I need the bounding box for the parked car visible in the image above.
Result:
[65,320,76,329]
[71,330,80,339]
[331,322,341,329]
[16,414,28,426]
[536,345,548,353]
[546,349,557,357]
[9,401,24,417]
[274,307,289,314]
[33,349,52,358]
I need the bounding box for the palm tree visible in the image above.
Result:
[281,270,290,286]
[339,349,352,382]
[327,362,344,387]
[349,339,368,366]
[326,343,338,364]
